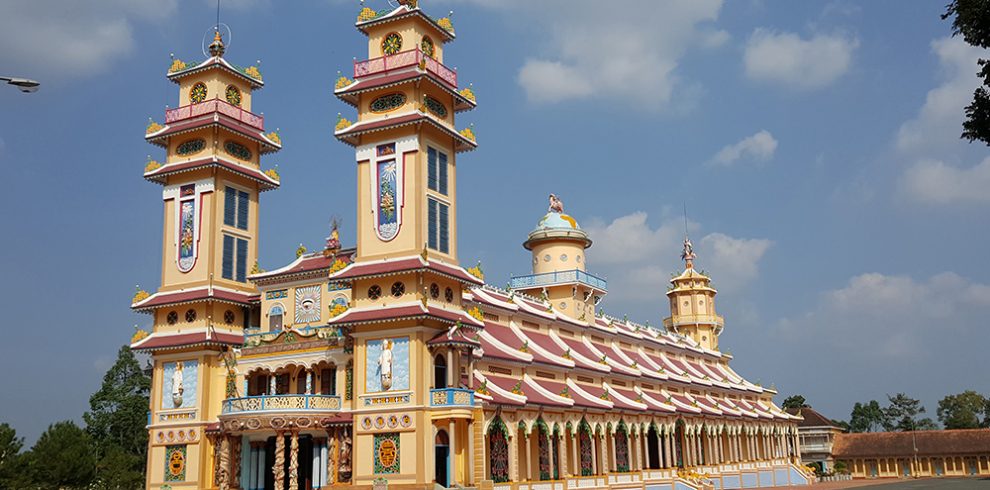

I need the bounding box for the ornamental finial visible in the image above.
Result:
[548,193,564,214]
[323,216,342,258]
[681,236,696,269]
[209,29,225,57]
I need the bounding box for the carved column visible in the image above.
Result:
[218,434,231,490]
[525,433,532,481]
[508,431,519,482]
[273,431,285,490]
[559,433,568,478]
[327,428,337,485]
[289,430,299,490]
[570,430,578,476]
[231,435,242,489]
[590,433,598,476]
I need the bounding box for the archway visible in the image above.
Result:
[578,419,593,476]
[615,421,630,472]
[536,418,551,480]
[675,419,686,468]
[435,430,450,487]
[646,424,661,469]
[487,417,510,483]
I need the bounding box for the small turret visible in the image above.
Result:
[663,237,724,350]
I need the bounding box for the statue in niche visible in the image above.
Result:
[378,339,394,390]
[548,193,564,214]
[339,430,352,480]
[171,361,185,407]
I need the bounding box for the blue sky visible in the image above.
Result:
[1,0,988,442]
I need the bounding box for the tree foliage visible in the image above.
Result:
[943,0,990,145]
[937,390,989,429]
[885,393,932,431]
[83,345,151,489]
[782,395,809,410]
[25,421,96,490]
[849,400,886,432]
[0,423,26,489]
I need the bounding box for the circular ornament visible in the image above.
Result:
[224,310,235,324]
[388,414,399,428]
[224,140,252,160]
[225,85,242,106]
[391,281,405,297]
[190,82,208,103]
[444,287,454,303]
[560,254,568,262]
[167,311,179,325]
[167,446,185,476]
[374,415,386,429]
[421,36,435,58]
[378,438,398,468]
[176,138,206,156]
[370,93,406,113]
[185,309,197,322]
[430,283,440,299]
[400,414,412,427]
[424,95,448,118]
[368,285,382,300]
[543,254,551,262]
[382,33,403,55]
[362,417,373,430]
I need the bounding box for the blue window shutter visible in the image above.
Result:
[236,238,248,282]
[439,151,448,195]
[439,202,449,253]
[427,198,438,250]
[222,235,234,280]
[427,147,438,191]
[223,187,236,226]
[236,190,249,230]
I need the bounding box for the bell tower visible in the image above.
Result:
[133,28,282,489]
[663,237,724,351]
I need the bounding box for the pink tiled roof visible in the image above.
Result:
[131,287,256,312]
[131,330,243,351]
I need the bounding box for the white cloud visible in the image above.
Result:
[583,212,771,308]
[900,157,990,204]
[710,130,778,166]
[0,0,176,80]
[895,37,986,155]
[500,0,725,111]
[744,29,858,90]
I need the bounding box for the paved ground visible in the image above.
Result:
[781,477,990,489]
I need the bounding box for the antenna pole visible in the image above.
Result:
[683,203,689,238]
[216,0,221,32]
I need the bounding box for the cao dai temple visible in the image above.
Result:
[130,2,813,489]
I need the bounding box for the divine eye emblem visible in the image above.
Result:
[190,82,207,103]
[382,33,402,55]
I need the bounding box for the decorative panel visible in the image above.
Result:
[365,337,409,392]
[373,433,400,474]
[294,285,322,324]
[164,444,187,482]
[162,360,198,409]
[369,93,406,113]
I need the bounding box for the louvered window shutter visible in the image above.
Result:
[222,235,234,279]
[427,147,438,191]
[439,202,449,253]
[427,198,438,250]
[236,191,249,230]
[439,151,448,195]
[223,187,236,226]
[236,238,248,282]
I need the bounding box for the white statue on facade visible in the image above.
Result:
[378,340,393,390]
[171,361,185,407]
[681,236,696,263]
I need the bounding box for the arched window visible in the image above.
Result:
[536,418,551,480]
[675,419,686,468]
[320,366,337,395]
[487,417,510,483]
[647,423,661,469]
[615,421,630,472]
[269,304,284,331]
[578,419,593,476]
[435,430,450,487]
[434,353,447,389]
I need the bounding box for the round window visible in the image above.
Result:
[543,254,551,262]
[577,255,582,263]
[391,281,405,297]
[559,302,567,310]
[444,287,454,303]
[368,285,382,300]
[224,310,235,324]
[560,254,568,262]
[430,283,440,299]
[166,311,178,325]
[189,82,207,103]
[185,309,197,323]
[225,85,241,106]
[421,36,435,58]
[382,32,403,55]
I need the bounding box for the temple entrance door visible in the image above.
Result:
[646,426,660,469]
[264,437,276,490]
[298,435,313,490]
[435,430,450,487]
[935,458,944,476]
[434,354,447,389]
[674,420,686,469]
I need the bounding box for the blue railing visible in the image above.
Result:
[430,388,475,407]
[221,394,342,414]
[509,269,608,291]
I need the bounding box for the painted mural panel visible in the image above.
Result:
[376,159,399,240]
[365,337,409,393]
[162,360,198,409]
[294,285,322,324]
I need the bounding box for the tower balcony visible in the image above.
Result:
[429,388,475,408]
[662,314,725,329]
[221,394,342,415]
[353,48,457,88]
[164,98,265,131]
[509,269,608,292]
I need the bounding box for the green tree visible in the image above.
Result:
[849,400,886,432]
[943,0,990,145]
[25,421,96,489]
[0,423,26,489]
[832,419,851,431]
[782,395,809,410]
[937,390,988,429]
[83,345,151,488]
[884,393,929,431]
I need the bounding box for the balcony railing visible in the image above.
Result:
[509,269,608,291]
[165,98,265,130]
[430,388,475,407]
[221,394,341,414]
[662,314,725,328]
[353,48,457,88]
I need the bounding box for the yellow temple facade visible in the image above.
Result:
[131,3,812,490]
